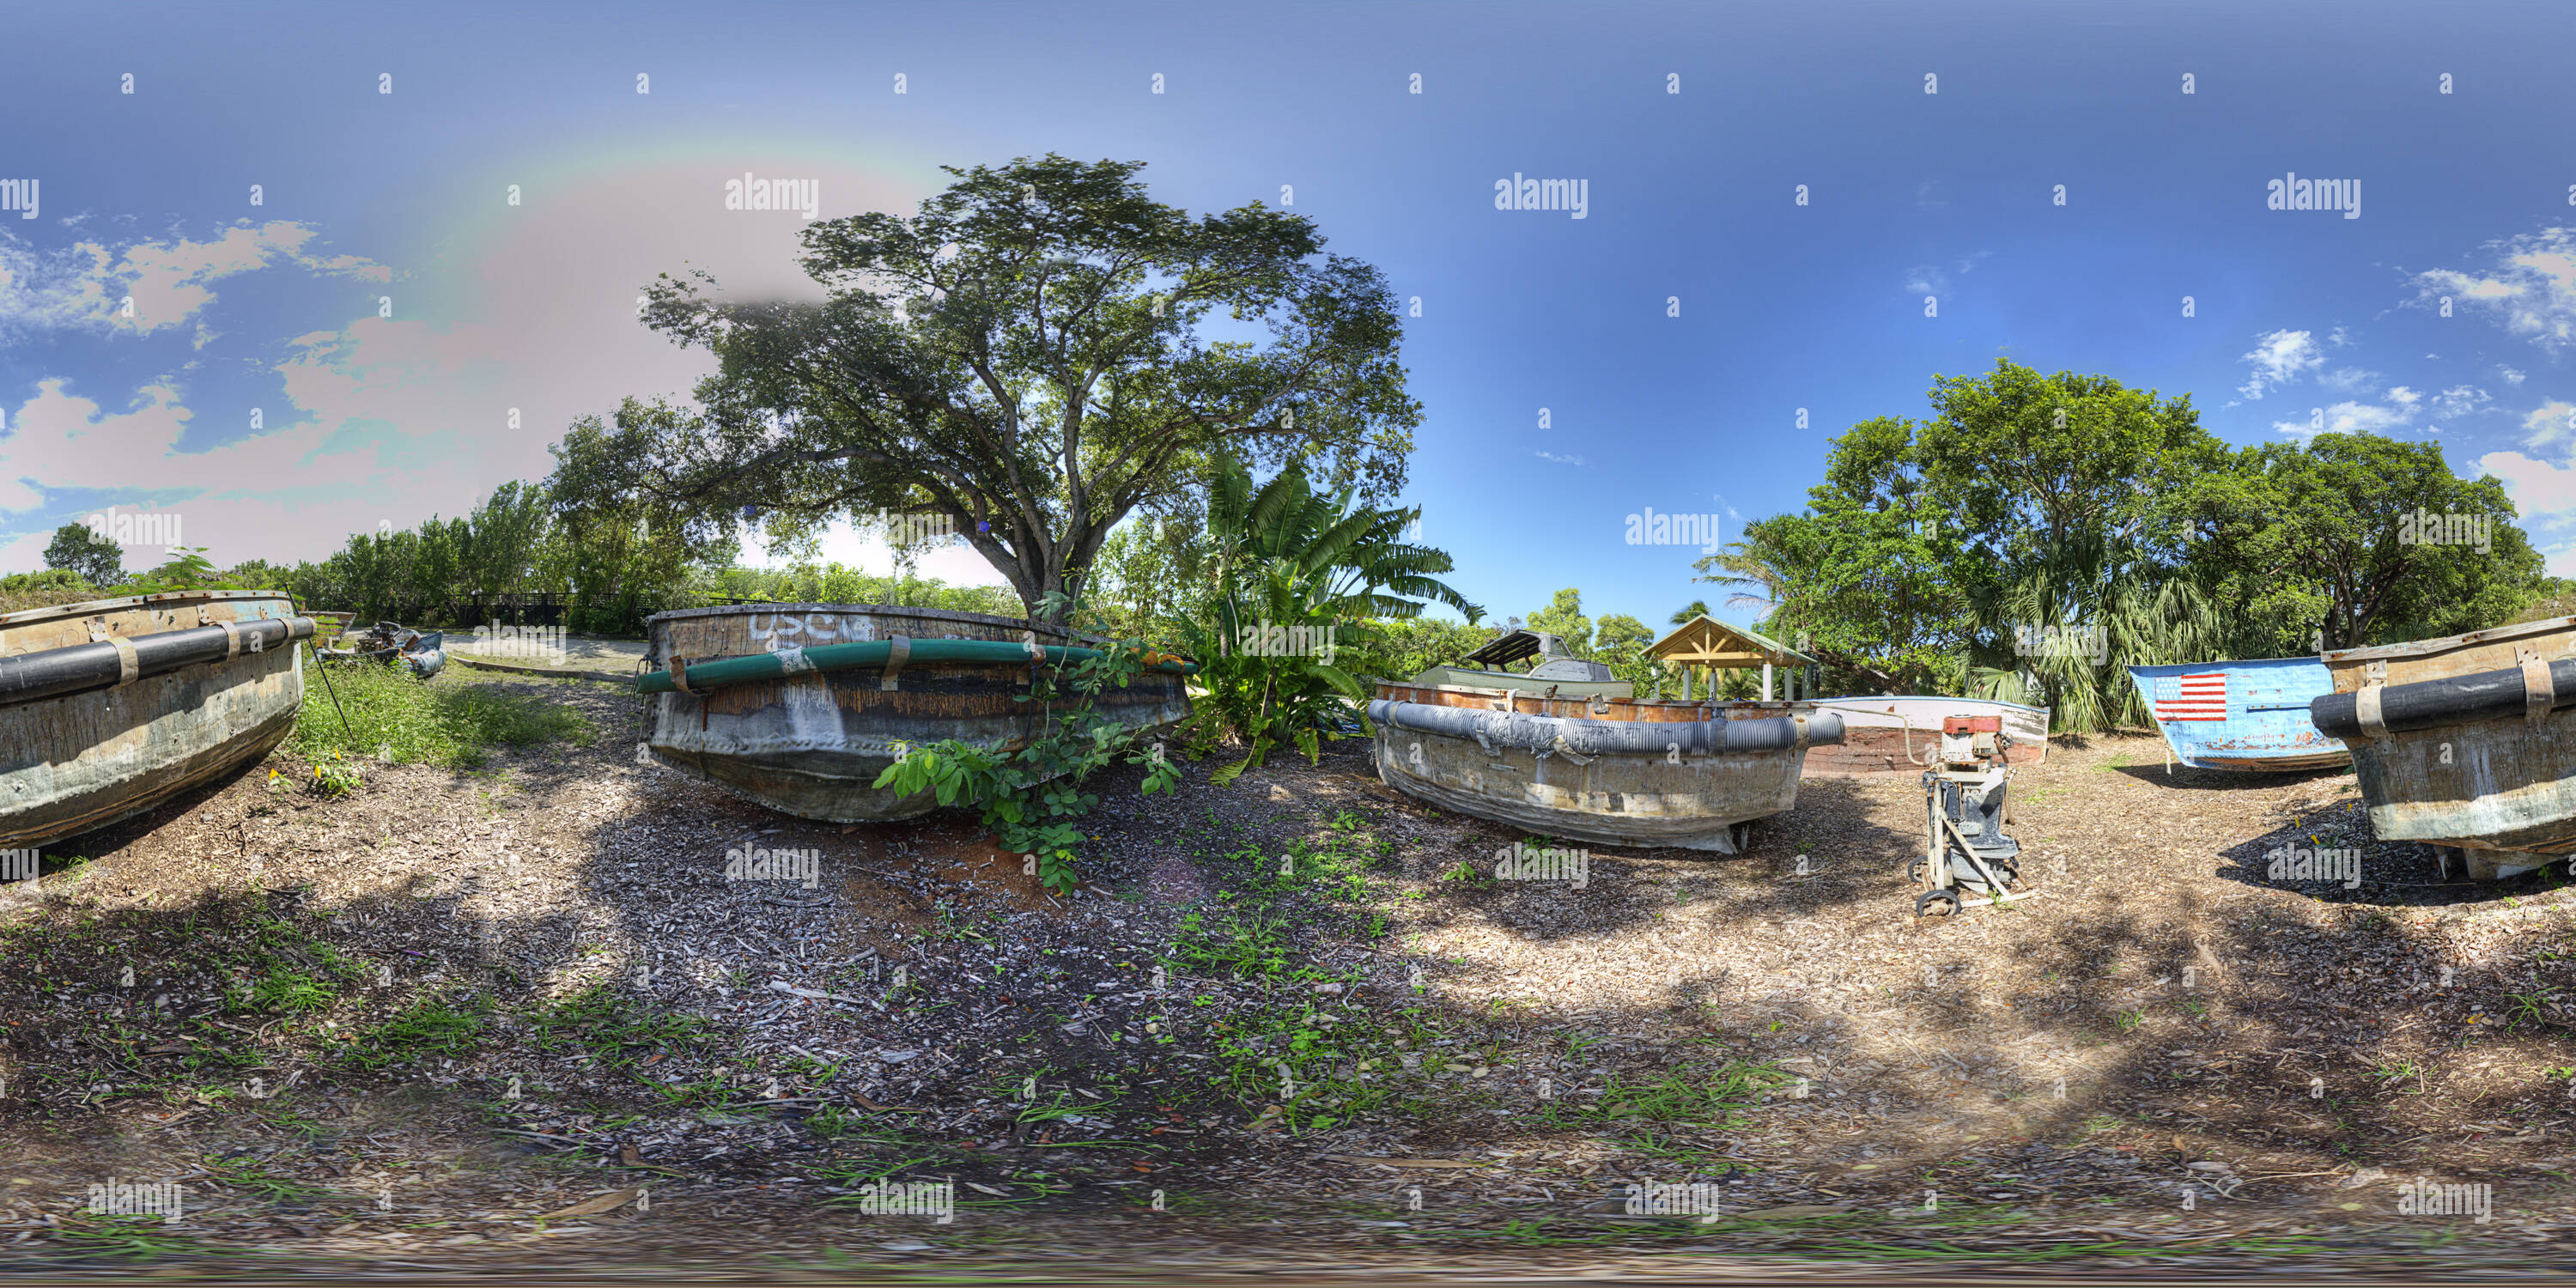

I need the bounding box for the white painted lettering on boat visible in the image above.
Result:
[750,612,876,648]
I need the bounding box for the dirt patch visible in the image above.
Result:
[4,677,2575,1277]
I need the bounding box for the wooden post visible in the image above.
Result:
[1762,662,1774,701]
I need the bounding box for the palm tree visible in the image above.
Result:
[1668,599,1710,626]
[1691,521,1796,615]
[1965,538,2224,732]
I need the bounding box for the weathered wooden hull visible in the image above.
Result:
[1801,697,2051,775]
[0,590,305,849]
[2129,658,2350,772]
[1368,683,1835,854]
[643,605,1192,823]
[2326,617,2576,878]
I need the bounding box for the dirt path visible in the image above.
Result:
[3,675,2573,1278]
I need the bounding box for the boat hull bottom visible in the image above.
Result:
[2350,721,2576,862]
[2176,750,2354,773]
[1371,730,1803,854]
[649,746,945,823]
[5,710,294,850]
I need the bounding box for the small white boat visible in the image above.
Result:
[1802,696,2050,775]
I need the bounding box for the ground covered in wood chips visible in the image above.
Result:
[4,669,2576,1281]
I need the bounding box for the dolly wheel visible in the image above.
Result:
[1907,857,1930,886]
[1915,890,1961,919]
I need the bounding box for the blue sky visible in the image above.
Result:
[5,0,2573,633]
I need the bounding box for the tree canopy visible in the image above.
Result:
[609,154,1421,623]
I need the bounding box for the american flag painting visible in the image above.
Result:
[2152,673,2228,721]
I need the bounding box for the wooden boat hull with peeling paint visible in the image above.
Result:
[2325,616,2576,879]
[641,604,1192,822]
[1367,679,1840,854]
[0,590,306,850]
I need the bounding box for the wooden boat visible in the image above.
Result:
[2127,658,2350,772]
[1801,696,2050,775]
[635,604,1194,823]
[2312,616,2576,878]
[1369,631,1844,854]
[0,589,314,849]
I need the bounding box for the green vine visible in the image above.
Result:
[872,593,1183,895]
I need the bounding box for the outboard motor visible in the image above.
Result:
[1914,714,2027,916]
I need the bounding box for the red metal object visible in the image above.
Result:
[1943,714,2002,734]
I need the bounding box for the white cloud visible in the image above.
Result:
[0,222,386,343]
[2273,398,2418,439]
[2328,325,2353,347]
[2432,385,2492,418]
[1903,264,1946,295]
[2,155,930,574]
[2318,366,2379,393]
[2239,329,2324,400]
[2384,386,2422,409]
[2522,400,2576,451]
[2480,449,2576,515]
[1534,451,1585,466]
[2414,226,2576,354]
[2499,364,2528,386]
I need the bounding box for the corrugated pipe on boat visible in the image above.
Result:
[2312,659,2576,739]
[636,637,1199,696]
[1365,699,1844,756]
[0,616,317,711]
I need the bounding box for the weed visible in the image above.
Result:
[1568,1061,1788,1128]
[292,667,592,769]
[337,993,489,1070]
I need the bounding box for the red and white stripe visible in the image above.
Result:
[2154,673,2227,722]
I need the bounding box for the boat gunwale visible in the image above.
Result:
[1372,678,1829,725]
[646,602,1104,640]
[2123,654,2331,677]
[1814,695,2050,719]
[0,588,295,631]
[2323,615,2576,665]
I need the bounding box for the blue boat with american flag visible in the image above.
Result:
[2125,657,2351,772]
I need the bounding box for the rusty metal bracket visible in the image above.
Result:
[87,616,109,643]
[670,655,695,696]
[2364,659,2387,685]
[2524,658,2557,726]
[880,635,911,690]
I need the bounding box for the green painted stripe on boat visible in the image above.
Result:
[635,638,1197,694]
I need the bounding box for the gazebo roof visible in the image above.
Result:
[1646,616,1818,669]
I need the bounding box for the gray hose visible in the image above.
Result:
[1366,699,1842,756]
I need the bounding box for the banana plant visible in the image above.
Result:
[1182,455,1475,781]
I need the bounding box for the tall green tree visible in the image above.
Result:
[42,522,122,586]
[2179,433,2538,650]
[1525,588,1593,655]
[614,154,1420,624]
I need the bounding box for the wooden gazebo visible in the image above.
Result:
[1647,616,1820,701]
